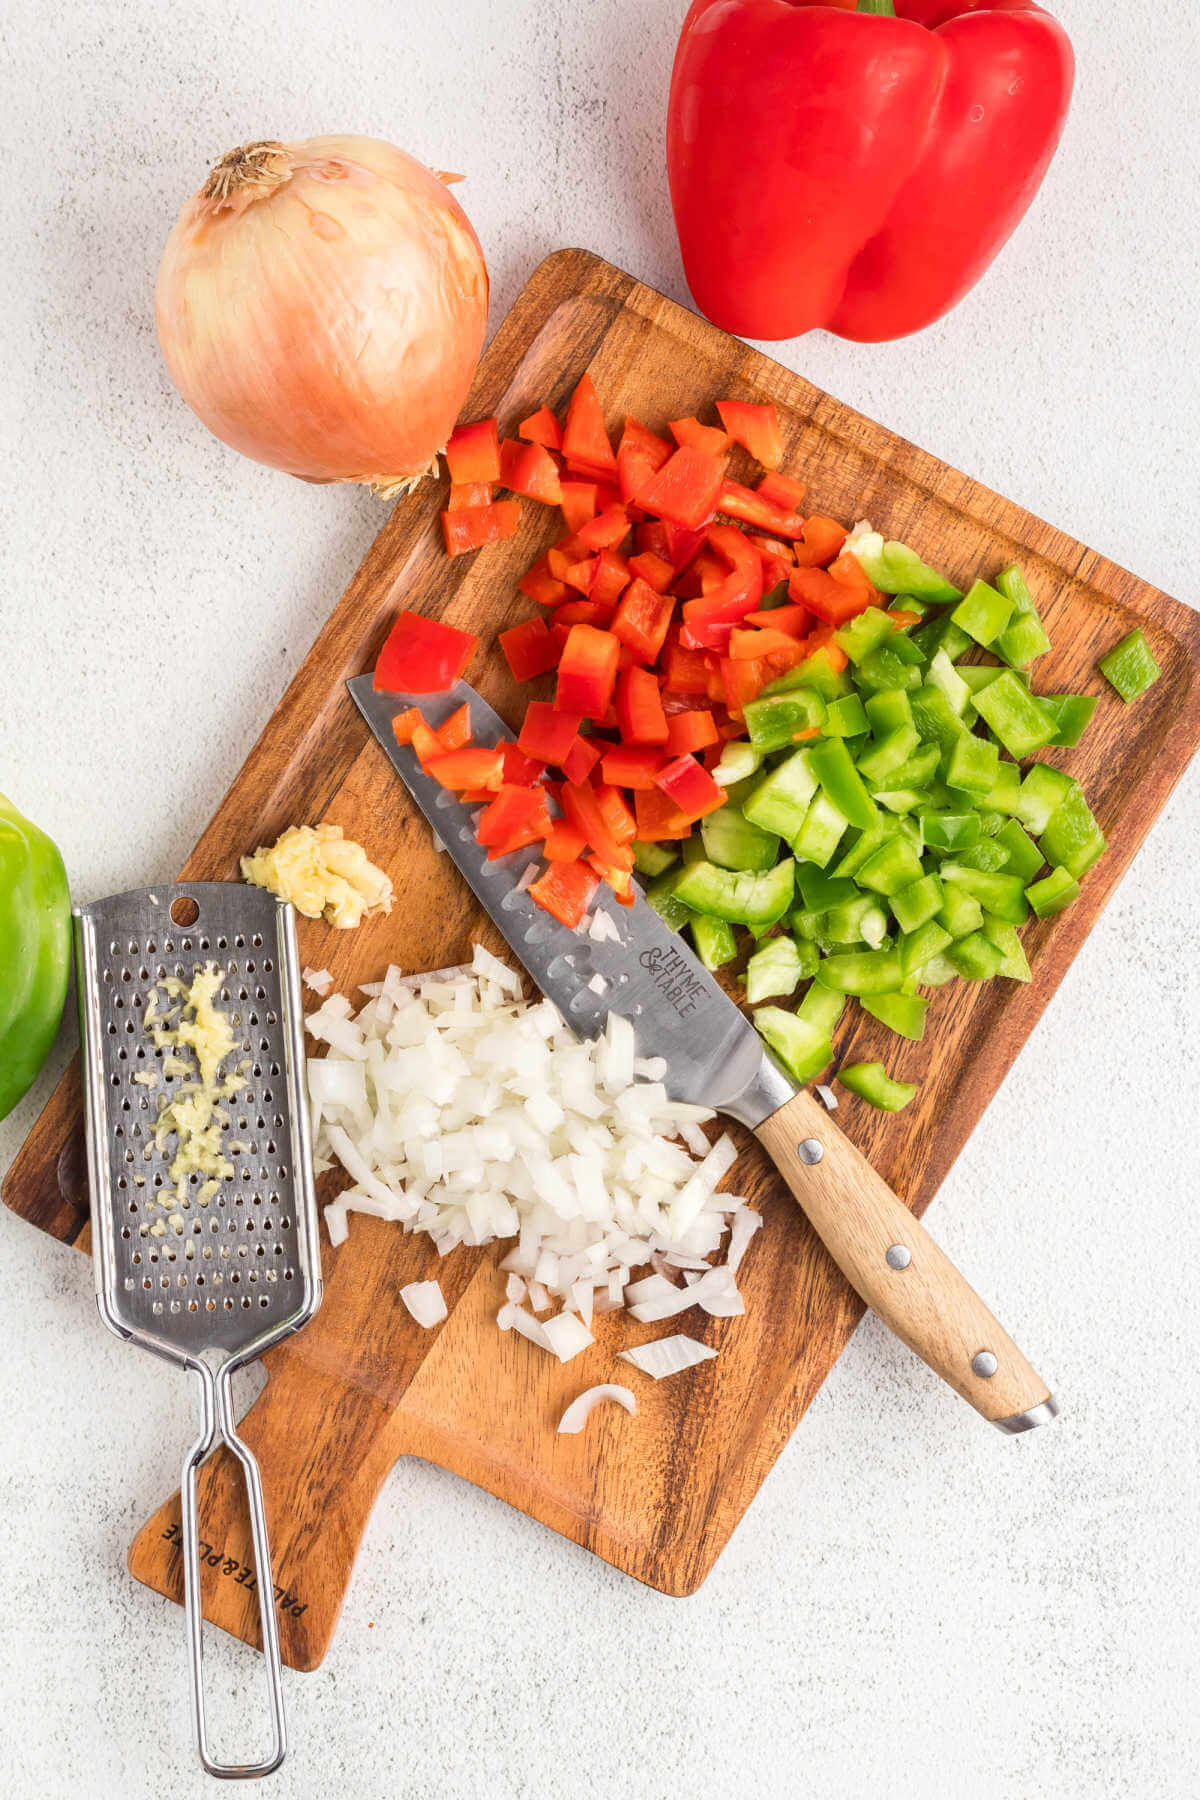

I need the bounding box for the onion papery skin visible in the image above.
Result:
[155,135,489,494]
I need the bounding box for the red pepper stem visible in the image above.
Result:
[856,0,896,13]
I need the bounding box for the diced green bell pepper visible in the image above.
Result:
[791,791,851,868]
[824,895,890,948]
[911,614,973,664]
[856,835,924,898]
[889,594,931,621]
[681,833,706,864]
[875,745,941,793]
[937,880,985,938]
[889,873,945,933]
[744,689,827,751]
[0,793,71,1123]
[993,819,1043,882]
[754,1008,832,1083]
[797,866,857,912]
[690,914,737,971]
[981,759,1021,816]
[743,748,818,838]
[993,565,1051,668]
[711,740,766,788]
[846,531,961,602]
[831,823,895,880]
[762,655,849,703]
[809,738,877,832]
[818,946,904,995]
[835,607,896,665]
[981,913,1031,982]
[944,732,999,798]
[822,693,870,739]
[646,869,694,932]
[957,663,1005,695]
[875,789,928,815]
[945,930,1006,979]
[927,649,973,717]
[700,805,781,873]
[950,578,1014,647]
[898,918,953,975]
[921,810,980,852]
[673,857,795,927]
[743,935,813,1001]
[1015,763,1076,834]
[949,839,1010,873]
[916,952,959,986]
[1025,865,1080,917]
[861,992,927,1041]
[855,644,923,693]
[1098,628,1160,701]
[864,689,914,735]
[633,840,677,878]
[797,979,846,1033]
[856,726,920,786]
[836,1060,918,1111]
[1038,785,1106,879]
[938,863,1030,925]
[1040,694,1098,748]
[910,685,967,765]
[971,669,1057,758]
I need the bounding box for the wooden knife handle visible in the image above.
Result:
[754,1088,1057,1431]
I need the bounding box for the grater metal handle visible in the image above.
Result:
[181,1359,287,1780]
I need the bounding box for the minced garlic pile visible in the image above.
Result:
[240,823,393,928]
[140,963,248,1216]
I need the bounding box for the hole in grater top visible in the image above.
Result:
[169,895,199,928]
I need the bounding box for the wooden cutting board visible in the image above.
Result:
[5,250,1199,1672]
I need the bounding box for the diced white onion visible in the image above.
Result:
[541,1311,594,1363]
[619,1335,718,1379]
[588,910,622,945]
[725,1208,763,1275]
[400,1280,447,1328]
[816,1084,839,1111]
[302,966,333,996]
[556,1384,637,1435]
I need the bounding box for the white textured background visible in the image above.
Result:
[2,0,1198,1794]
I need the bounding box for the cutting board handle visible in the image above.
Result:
[755,1089,1057,1432]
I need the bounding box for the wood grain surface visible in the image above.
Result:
[5,250,1198,1671]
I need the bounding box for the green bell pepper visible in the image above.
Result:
[950,578,1014,648]
[646,868,695,932]
[762,654,849,703]
[711,740,766,788]
[856,835,924,898]
[861,992,928,1041]
[797,867,857,912]
[945,930,1007,980]
[700,804,781,873]
[744,688,827,751]
[1015,763,1076,835]
[864,689,914,735]
[937,880,985,939]
[920,810,980,852]
[754,1008,833,1083]
[743,747,818,839]
[822,693,870,739]
[898,918,953,976]
[1098,628,1160,701]
[993,819,1043,883]
[856,726,920,786]
[854,643,924,693]
[845,531,961,602]
[836,1060,918,1111]
[690,914,738,970]
[1025,865,1080,918]
[835,607,896,665]
[797,979,847,1033]
[911,615,973,664]
[970,669,1057,758]
[926,649,973,717]
[1038,785,1106,879]
[808,739,877,832]
[938,864,1030,925]
[633,840,678,878]
[948,839,1010,873]
[674,857,796,927]
[743,935,814,1002]
[0,793,71,1122]
[981,914,1032,982]
[824,895,890,948]
[889,873,945,934]
[818,946,904,995]
[910,685,967,764]
[1040,695,1098,748]
[993,565,1051,669]
[790,790,851,868]
[944,732,1000,798]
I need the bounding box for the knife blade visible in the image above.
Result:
[348,672,1058,1434]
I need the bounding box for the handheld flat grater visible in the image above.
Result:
[74,882,322,1780]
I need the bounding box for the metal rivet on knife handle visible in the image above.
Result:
[972,1350,999,1378]
[797,1138,823,1165]
[885,1244,912,1270]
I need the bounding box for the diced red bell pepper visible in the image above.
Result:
[627,550,674,593]
[552,598,616,631]
[447,481,493,511]
[654,753,726,821]
[441,501,522,558]
[518,701,584,765]
[791,515,848,569]
[788,565,874,625]
[719,654,772,719]
[501,440,563,506]
[587,855,636,905]
[436,703,473,750]
[634,519,672,561]
[600,744,666,790]
[561,373,617,479]
[675,548,730,598]
[499,616,560,683]
[661,629,711,694]
[588,547,630,607]
[669,416,730,456]
[745,602,811,636]
[391,707,424,745]
[559,481,600,533]
[617,417,673,507]
[611,578,676,664]
[519,555,572,608]
[410,721,442,767]
[445,418,501,485]
[665,709,719,755]
[803,623,850,673]
[475,784,553,849]
[594,781,638,844]
[424,746,505,792]
[748,533,795,582]
[555,624,620,718]
[638,446,728,530]
[562,735,602,785]
[729,626,803,661]
[543,823,588,861]
[889,610,923,630]
[616,664,669,745]
[560,556,597,596]
[661,522,709,570]
[529,859,599,929]
[757,470,807,513]
[680,523,763,649]
[576,505,631,553]
[717,479,804,539]
[500,741,546,786]
[828,551,881,603]
[559,780,635,869]
[375,611,478,694]
[519,405,563,451]
[715,399,783,470]
[634,786,692,841]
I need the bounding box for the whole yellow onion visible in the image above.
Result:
[155,135,489,495]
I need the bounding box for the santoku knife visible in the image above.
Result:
[348,673,1057,1433]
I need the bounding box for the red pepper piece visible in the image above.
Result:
[728,626,802,661]
[441,501,522,558]
[669,416,731,456]
[543,823,588,861]
[791,515,848,569]
[660,628,711,695]
[889,610,923,630]
[559,481,600,533]
[558,556,595,596]
[518,701,585,765]
[718,654,770,719]
[803,624,850,674]
[436,703,473,750]
[611,578,676,664]
[664,710,719,755]
[668,0,1074,343]
[788,564,875,625]
[519,555,572,608]
[499,741,546,786]
[757,470,808,513]
[576,505,631,553]
[529,859,599,929]
[599,744,666,790]
[616,665,669,746]
[391,707,424,745]
[410,721,442,767]
[375,611,478,694]
[637,445,727,531]
[559,780,635,869]
[587,855,636,905]
[617,417,673,507]
[715,399,783,469]
[519,405,563,451]
[552,598,616,631]
[499,616,560,683]
[634,786,692,841]
[447,481,493,511]
[653,753,726,822]
[717,479,804,539]
[633,519,672,562]
[588,547,630,607]
[475,785,553,849]
[500,440,563,506]
[424,746,505,792]
[554,624,621,718]
[562,735,602,785]
[561,372,618,479]
[680,523,763,649]
[627,551,674,594]
[445,418,501,485]
[594,781,638,845]
[744,602,811,637]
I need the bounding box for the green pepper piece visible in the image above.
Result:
[911,614,973,664]
[898,918,953,976]
[981,913,1032,982]
[744,688,828,751]
[673,857,795,928]
[944,732,1000,798]
[909,684,968,765]
[993,819,1043,883]
[856,726,920,786]
[824,895,890,948]
[980,758,1021,816]
[690,914,738,971]
[762,654,850,703]
[863,689,914,735]
[862,992,928,1041]
[889,873,945,934]
[1025,865,1080,917]
[809,738,877,832]
[1040,694,1098,748]
[920,810,980,852]
[971,669,1057,758]
[835,606,896,665]
[797,978,847,1033]
[874,745,941,793]
[1098,628,1161,701]
[791,791,851,868]
[742,747,819,839]
[700,805,781,873]
[1015,763,1076,834]
[754,1008,833,1084]
[874,788,927,815]
[950,578,1014,647]
[945,930,1007,980]
[939,863,1030,925]
[633,840,678,879]
[845,531,961,602]
[992,565,1051,668]
[797,866,857,912]
[681,833,707,864]
[822,693,870,739]
[832,823,894,880]
[744,936,811,1002]
[856,835,924,898]
[956,663,1005,695]
[889,593,931,621]
[948,839,1009,873]
[937,880,985,938]
[926,649,973,717]
[0,794,71,1122]
[711,740,765,788]
[854,644,923,693]
[836,1060,918,1111]
[645,868,694,932]
[818,946,904,995]
[1038,785,1106,879]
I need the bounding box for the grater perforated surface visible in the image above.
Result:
[75,884,321,1361]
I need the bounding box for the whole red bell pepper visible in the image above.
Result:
[667,0,1073,341]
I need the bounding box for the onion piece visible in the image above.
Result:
[816,1083,839,1111]
[400,1280,447,1328]
[302,966,333,996]
[619,1335,718,1379]
[557,1384,638,1435]
[541,1311,595,1363]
